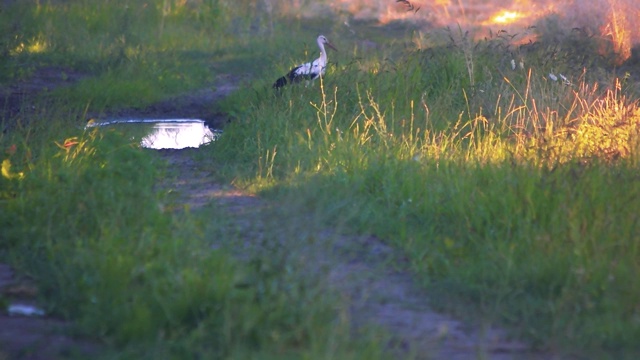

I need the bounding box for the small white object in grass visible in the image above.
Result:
[549,73,558,81]
[8,304,45,316]
[560,73,571,85]
[511,59,516,70]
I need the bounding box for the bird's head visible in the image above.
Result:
[318,35,337,51]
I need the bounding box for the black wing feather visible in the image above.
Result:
[273,65,317,89]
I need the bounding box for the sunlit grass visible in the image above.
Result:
[211,27,640,356]
[9,35,48,55]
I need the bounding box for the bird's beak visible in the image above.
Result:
[326,41,338,52]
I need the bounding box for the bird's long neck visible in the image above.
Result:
[317,41,327,65]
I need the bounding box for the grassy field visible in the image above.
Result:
[212,12,640,357]
[2,0,640,358]
[0,1,387,358]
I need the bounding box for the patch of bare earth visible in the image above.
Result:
[0,66,86,133]
[0,264,99,360]
[89,74,240,129]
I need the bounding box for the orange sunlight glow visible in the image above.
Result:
[601,0,633,65]
[488,10,522,24]
[285,0,639,63]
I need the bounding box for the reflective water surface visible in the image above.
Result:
[87,119,219,149]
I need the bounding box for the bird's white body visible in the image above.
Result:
[273,35,337,88]
[292,56,325,81]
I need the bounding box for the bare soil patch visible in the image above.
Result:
[89,74,240,130]
[0,265,99,359]
[0,66,85,132]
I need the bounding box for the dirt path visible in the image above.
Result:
[157,145,548,360]
[1,71,548,359]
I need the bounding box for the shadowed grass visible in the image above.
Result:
[0,110,386,358]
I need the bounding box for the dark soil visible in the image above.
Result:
[0,66,85,133]
[86,74,240,130]
[0,265,99,359]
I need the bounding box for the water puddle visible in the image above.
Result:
[87,119,220,149]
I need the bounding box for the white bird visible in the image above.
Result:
[273,35,337,89]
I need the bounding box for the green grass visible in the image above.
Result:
[2,0,640,358]
[0,0,284,112]
[0,106,385,359]
[211,23,640,357]
[0,1,388,358]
